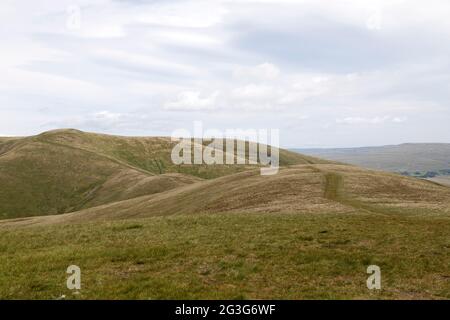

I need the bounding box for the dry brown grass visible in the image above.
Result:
[428,176,450,187]
[3,163,449,228]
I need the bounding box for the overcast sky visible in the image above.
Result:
[1,0,449,147]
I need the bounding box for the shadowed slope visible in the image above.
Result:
[0,137,200,219]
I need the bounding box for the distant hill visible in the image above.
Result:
[293,143,450,179]
[428,176,450,187]
[0,129,326,219]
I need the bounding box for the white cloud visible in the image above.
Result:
[336,116,407,125]
[392,116,407,123]
[0,0,449,146]
[232,84,277,100]
[135,1,227,28]
[93,49,201,77]
[93,111,123,122]
[233,63,280,81]
[164,91,219,111]
[366,9,383,30]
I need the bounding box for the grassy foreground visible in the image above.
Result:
[1,212,449,299]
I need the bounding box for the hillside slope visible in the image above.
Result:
[1,135,449,300]
[0,129,326,219]
[428,176,450,187]
[4,163,449,227]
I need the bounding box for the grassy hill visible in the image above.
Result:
[0,130,449,299]
[3,163,449,227]
[0,129,325,219]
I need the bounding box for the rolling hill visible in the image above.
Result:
[0,129,327,219]
[428,176,450,187]
[2,162,449,228]
[0,130,449,300]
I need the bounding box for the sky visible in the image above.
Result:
[0,0,449,147]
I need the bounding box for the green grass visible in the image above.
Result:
[36,129,323,177]
[1,212,449,299]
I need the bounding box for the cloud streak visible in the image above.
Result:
[0,0,449,147]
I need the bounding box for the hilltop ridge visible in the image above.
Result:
[0,129,327,219]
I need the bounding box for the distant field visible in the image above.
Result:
[294,143,450,178]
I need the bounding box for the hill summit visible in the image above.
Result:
[0,129,327,219]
